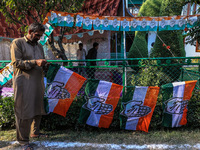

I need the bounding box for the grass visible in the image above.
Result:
[1,127,200,146]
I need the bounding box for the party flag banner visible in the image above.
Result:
[39,34,49,45]
[0,63,13,86]
[45,64,86,117]
[110,17,120,31]
[44,23,54,36]
[83,16,93,30]
[102,17,111,30]
[161,80,197,128]
[130,18,141,31]
[148,17,158,31]
[159,16,172,31]
[187,15,198,28]
[120,17,130,31]
[120,86,160,132]
[48,11,58,25]
[79,79,123,128]
[174,16,187,30]
[93,17,103,30]
[76,14,84,27]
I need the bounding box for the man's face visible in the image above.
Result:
[30,30,44,43]
[95,45,99,50]
[79,45,83,50]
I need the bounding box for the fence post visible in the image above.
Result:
[122,60,126,98]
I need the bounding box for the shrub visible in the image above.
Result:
[0,96,15,130]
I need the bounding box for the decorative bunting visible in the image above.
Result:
[102,17,111,30]
[39,34,49,45]
[120,17,130,31]
[187,15,198,28]
[44,23,54,36]
[76,14,84,27]
[0,63,13,86]
[110,17,120,31]
[93,17,103,30]
[83,16,93,30]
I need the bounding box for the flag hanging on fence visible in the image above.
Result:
[0,63,13,86]
[161,80,197,128]
[120,86,160,132]
[45,64,86,117]
[79,79,123,128]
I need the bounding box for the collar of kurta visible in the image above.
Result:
[24,36,38,46]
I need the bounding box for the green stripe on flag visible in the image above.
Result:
[161,83,173,127]
[120,87,135,129]
[46,63,61,83]
[78,79,100,124]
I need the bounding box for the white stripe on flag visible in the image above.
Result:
[86,81,112,127]
[172,82,185,127]
[125,86,148,130]
[48,99,59,112]
[54,66,73,85]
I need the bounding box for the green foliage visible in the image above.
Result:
[127,0,162,71]
[0,96,15,130]
[0,0,85,32]
[131,60,171,86]
[1,90,200,131]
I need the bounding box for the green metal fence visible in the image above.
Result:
[1,57,200,92]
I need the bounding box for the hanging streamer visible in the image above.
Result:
[110,17,120,31]
[93,17,103,30]
[76,13,84,27]
[120,17,131,31]
[83,15,93,30]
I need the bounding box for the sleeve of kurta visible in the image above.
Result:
[11,40,37,70]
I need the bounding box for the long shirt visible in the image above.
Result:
[10,36,46,119]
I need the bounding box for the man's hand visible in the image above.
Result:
[35,59,47,67]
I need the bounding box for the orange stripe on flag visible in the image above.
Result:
[179,105,188,125]
[98,83,123,128]
[53,72,86,117]
[183,80,197,100]
[180,80,197,125]
[136,86,160,132]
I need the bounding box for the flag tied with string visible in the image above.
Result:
[79,79,123,128]
[120,86,160,132]
[161,80,197,128]
[45,64,86,117]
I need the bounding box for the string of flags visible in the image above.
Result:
[39,11,199,45]
[0,63,197,132]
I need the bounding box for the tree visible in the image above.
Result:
[127,0,162,72]
[0,0,85,62]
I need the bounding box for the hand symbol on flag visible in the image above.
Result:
[164,97,188,114]
[82,96,113,115]
[46,81,70,99]
[120,100,151,121]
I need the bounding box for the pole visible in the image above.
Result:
[122,0,127,90]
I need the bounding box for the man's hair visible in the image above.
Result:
[79,43,83,46]
[28,22,45,32]
[93,42,99,48]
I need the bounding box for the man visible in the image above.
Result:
[86,42,99,79]
[11,22,48,150]
[77,43,86,76]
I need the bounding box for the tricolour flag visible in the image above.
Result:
[45,64,86,117]
[120,86,160,132]
[161,80,197,128]
[0,63,13,86]
[79,79,123,128]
